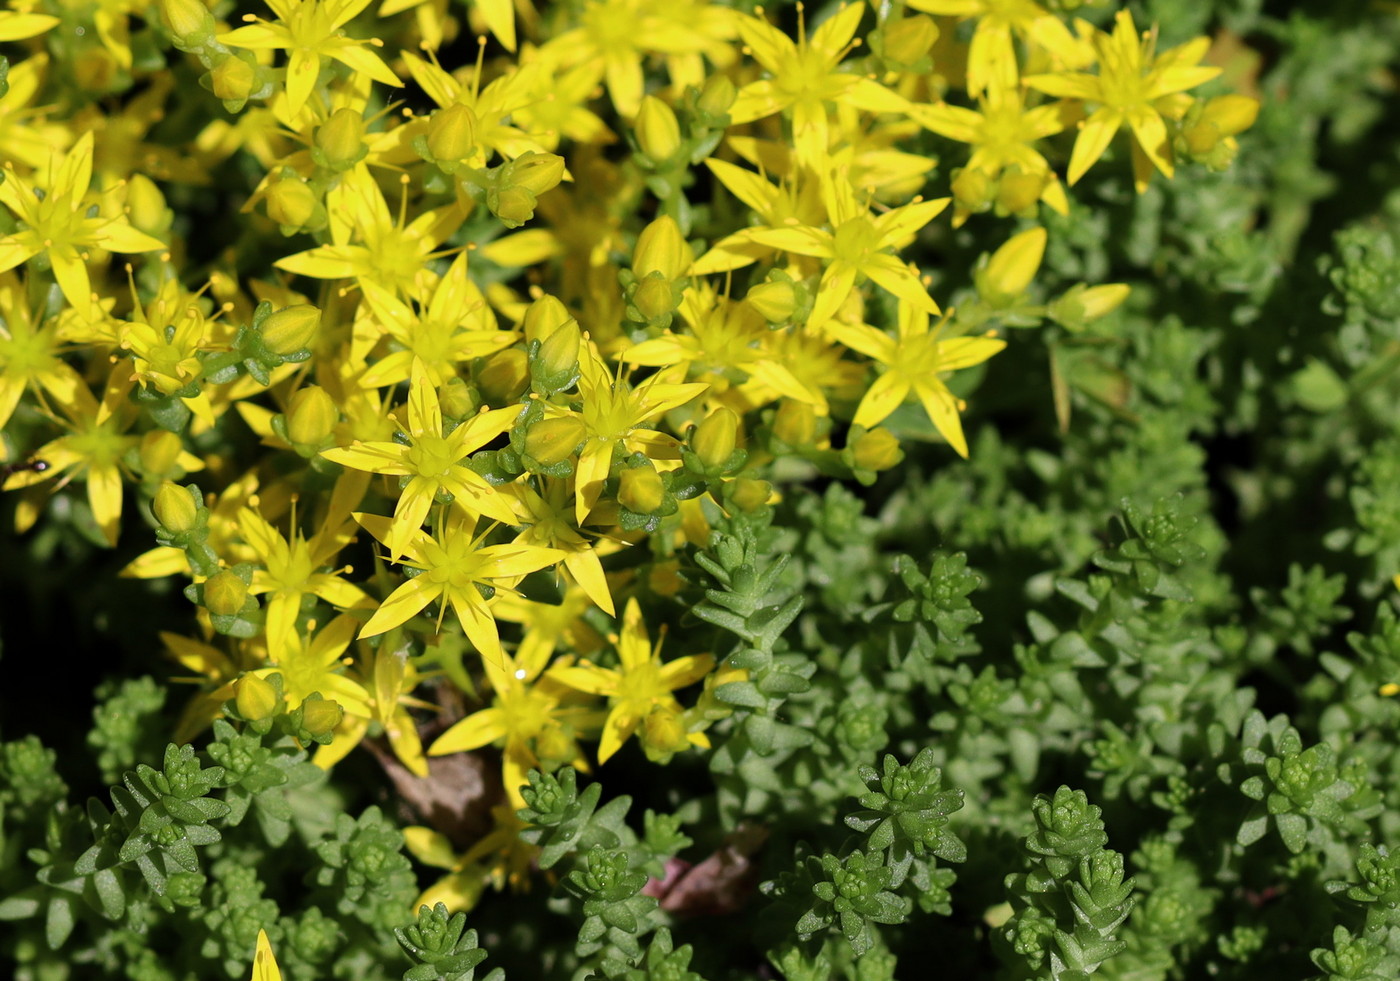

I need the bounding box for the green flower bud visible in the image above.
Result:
[161,0,214,44]
[636,95,682,163]
[728,477,772,513]
[265,177,317,228]
[439,377,478,418]
[315,108,367,171]
[428,103,477,164]
[633,215,690,280]
[300,697,344,738]
[851,427,902,471]
[522,293,573,345]
[696,74,737,118]
[210,56,256,102]
[204,570,249,616]
[618,465,666,514]
[260,304,321,355]
[525,416,586,465]
[236,673,279,721]
[477,348,530,404]
[746,279,798,323]
[140,430,184,476]
[642,705,688,758]
[154,482,198,533]
[487,185,538,227]
[692,407,740,469]
[502,151,566,196]
[285,386,338,446]
[536,319,581,376]
[880,14,938,67]
[632,274,680,322]
[125,175,170,236]
[772,399,816,447]
[996,170,1046,215]
[952,167,994,214]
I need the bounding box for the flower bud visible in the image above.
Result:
[522,293,573,344]
[535,723,574,766]
[727,477,772,513]
[633,215,690,280]
[980,226,1046,301]
[427,103,477,163]
[696,74,737,118]
[439,377,478,418]
[140,430,184,476]
[265,177,317,228]
[631,274,679,322]
[126,175,170,236]
[636,95,682,163]
[476,348,530,404]
[642,705,687,757]
[881,14,938,66]
[745,279,798,323]
[851,427,902,471]
[996,170,1045,215]
[691,407,739,469]
[525,416,586,465]
[204,570,249,616]
[161,0,214,43]
[951,167,994,213]
[772,399,816,447]
[502,151,566,196]
[285,386,338,445]
[1199,94,1259,138]
[210,55,256,102]
[618,464,666,514]
[535,319,581,376]
[315,108,366,171]
[154,482,198,532]
[1182,120,1221,157]
[236,673,279,721]
[487,185,538,227]
[260,304,321,355]
[300,696,343,737]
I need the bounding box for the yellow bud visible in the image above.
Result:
[503,152,566,196]
[300,697,343,737]
[1182,120,1221,156]
[428,103,477,163]
[618,465,666,514]
[692,407,740,469]
[439,377,478,418]
[642,705,688,757]
[631,275,678,321]
[1199,95,1259,138]
[260,304,321,355]
[745,280,798,323]
[1381,683,1400,698]
[1076,283,1131,321]
[980,227,1047,301]
[235,673,279,721]
[285,386,338,445]
[535,724,574,766]
[265,177,317,228]
[696,74,737,117]
[633,215,690,281]
[952,167,994,213]
[728,477,772,513]
[536,319,581,375]
[488,186,537,226]
[204,570,249,616]
[772,399,816,447]
[525,416,586,465]
[851,428,902,471]
[996,170,1046,215]
[210,55,256,102]
[125,175,169,235]
[476,348,530,404]
[636,95,683,163]
[881,14,938,66]
[316,108,366,170]
[522,294,573,345]
[140,430,184,476]
[161,0,214,41]
[154,482,198,532]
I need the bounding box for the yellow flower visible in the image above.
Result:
[730,3,910,163]
[1025,11,1221,190]
[904,0,1077,96]
[828,299,1006,458]
[404,802,537,912]
[320,359,521,559]
[251,613,374,718]
[504,478,616,616]
[220,0,402,117]
[570,344,708,524]
[751,178,949,330]
[353,510,566,662]
[237,507,368,648]
[0,270,84,429]
[0,132,165,318]
[549,598,715,764]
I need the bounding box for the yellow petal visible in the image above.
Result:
[253,929,282,981]
[430,707,508,755]
[321,441,412,476]
[360,574,443,638]
[1067,107,1123,186]
[852,370,910,429]
[403,826,460,869]
[915,381,969,458]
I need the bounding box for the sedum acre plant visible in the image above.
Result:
[3,0,1400,977]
